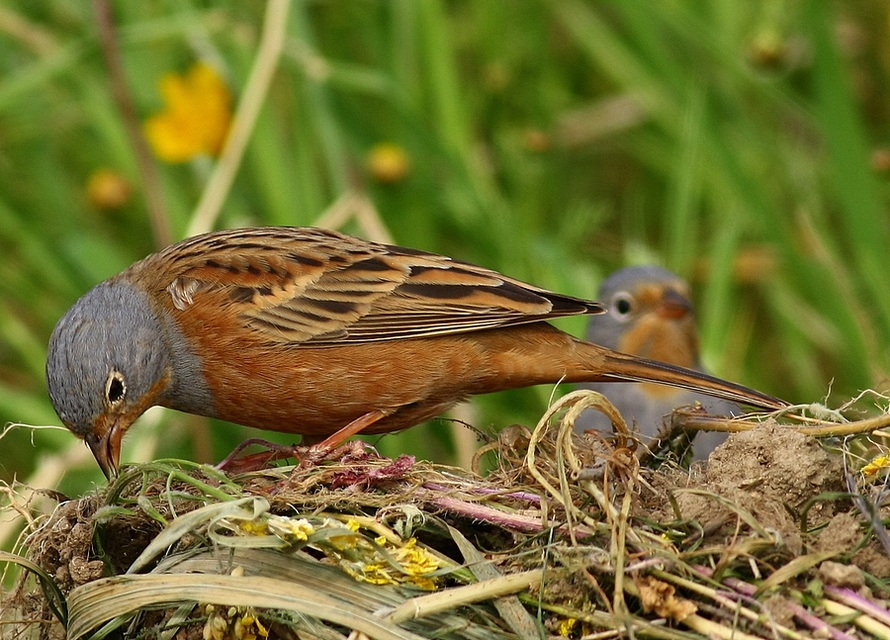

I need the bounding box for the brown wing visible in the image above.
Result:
[138,226,604,345]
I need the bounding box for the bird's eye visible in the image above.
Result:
[611,292,635,319]
[105,370,126,406]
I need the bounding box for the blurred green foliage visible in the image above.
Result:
[0,1,889,494]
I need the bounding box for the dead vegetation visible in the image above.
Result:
[2,391,890,639]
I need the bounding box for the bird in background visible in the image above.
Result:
[576,265,739,461]
[45,227,786,478]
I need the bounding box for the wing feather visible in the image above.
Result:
[137,227,604,345]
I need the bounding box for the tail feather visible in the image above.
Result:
[599,349,787,411]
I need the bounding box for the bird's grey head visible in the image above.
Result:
[45,280,171,438]
[587,266,690,349]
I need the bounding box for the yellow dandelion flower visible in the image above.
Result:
[557,617,578,636]
[367,142,411,183]
[144,62,232,163]
[237,519,269,536]
[346,535,440,588]
[203,604,268,640]
[236,608,269,639]
[85,168,132,210]
[390,538,440,589]
[862,455,890,477]
[267,515,315,542]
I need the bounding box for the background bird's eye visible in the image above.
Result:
[611,292,634,318]
[105,371,126,405]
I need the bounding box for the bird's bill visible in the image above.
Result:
[601,349,788,411]
[85,421,122,479]
[656,288,692,319]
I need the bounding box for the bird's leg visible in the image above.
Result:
[309,408,393,451]
[216,438,300,474]
[293,409,394,469]
[218,410,393,474]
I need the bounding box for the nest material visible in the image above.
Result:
[2,390,890,639]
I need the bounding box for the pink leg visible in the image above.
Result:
[310,409,391,451]
[217,410,392,474]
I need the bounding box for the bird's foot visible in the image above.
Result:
[215,410,392,474]
[216,438,302,474]
[300,439,379,468]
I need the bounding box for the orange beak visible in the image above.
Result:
[657,288,692,320]
[85,420,122,479]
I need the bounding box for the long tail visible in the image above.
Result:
[597,348,788,411]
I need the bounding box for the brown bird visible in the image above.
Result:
[46,227,787,478]
[577,266,739,461]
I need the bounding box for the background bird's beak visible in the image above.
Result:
[657,289,692,319]
[85,422,122,479]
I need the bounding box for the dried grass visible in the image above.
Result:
[2,391,889,639]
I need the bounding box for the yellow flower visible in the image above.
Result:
[338,535,440,589]
[862,455,890,478]
[85,168,132,210]
[144,62,232,163]
[557,617,578,636]
[367,142,411,183]
[236,519,269,536]
[266,515,315,542]
[203,604,268,640]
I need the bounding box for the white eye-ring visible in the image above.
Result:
[610,291,635,321]
[105,370,127,406]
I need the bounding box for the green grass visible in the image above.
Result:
[0,0,888,496]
